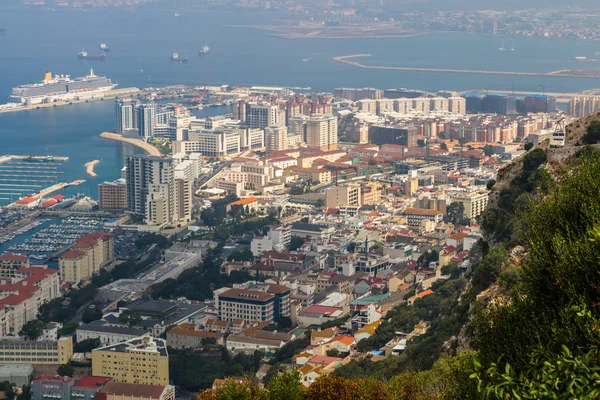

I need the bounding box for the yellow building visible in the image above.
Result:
[404,178,419,196]
[452,190,489,219]
[285,167,331,184]
[0,336,72,364]
[325,183,381,208]
[92,335,169,386]
[59,233,115,285]
[0,253,30,279]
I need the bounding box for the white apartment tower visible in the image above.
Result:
[115,99,135,134]
[265,125,288,153]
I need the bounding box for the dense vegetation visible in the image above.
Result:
[471,147,600,397]
[169,346,263,391]
[481,147,548,244]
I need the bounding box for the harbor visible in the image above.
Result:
[0,215,108,264]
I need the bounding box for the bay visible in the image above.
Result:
[1,7,599,206]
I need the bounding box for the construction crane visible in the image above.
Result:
[552,117,566,147]
[191,72,210,104]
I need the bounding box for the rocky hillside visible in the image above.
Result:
[565,109,600,146]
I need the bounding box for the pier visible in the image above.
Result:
[99,132,162,156]
[332,54,600,79]
[0,87,140,114]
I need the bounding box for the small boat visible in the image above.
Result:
[499,41,506,51]
[199,43,210,56]
[303,58,310,62]
[100,43,110,52]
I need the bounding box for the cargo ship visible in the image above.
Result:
[78,51,106,60]
[100,43,110,52]
[198,43,210,56]
[10,69,117,105]
[170,52,189,63]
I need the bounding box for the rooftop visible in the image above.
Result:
[100,381,169,398]
[73,376,112,389]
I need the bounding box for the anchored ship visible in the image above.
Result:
[170,52,189,63]
[199,43,210,56]
[78,51,106,60]
[10,70,117,105]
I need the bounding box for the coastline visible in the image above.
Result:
[99,132,162,156]
[85,160,100,177]
[331,54,600,79]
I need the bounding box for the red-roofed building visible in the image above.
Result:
[59,233,115,286]
[0,264,61,336]
[0,253,30,278]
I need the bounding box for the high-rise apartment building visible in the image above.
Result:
[98,179,127,210]
[568,96,600,118]
[245,102,280,129]
[334,88,383,101]
[265,125,288,153]
[448,97,467,114]
[524,95,556,114]
[296,114,338,151]
[368,125,418,147]
[115,99,136,134]
[136,104,155,139]
[126,156,191,226]
[92,336,169,386]
[452,191,489,219]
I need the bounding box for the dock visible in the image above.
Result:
[0,87,140,114]
[99,132,162,156]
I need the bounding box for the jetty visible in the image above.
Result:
[0,87,140,114]
[85,160,100,177]
[99,132,162,156]
[332,54,600,79]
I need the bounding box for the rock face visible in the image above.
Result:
[565,110,600,146]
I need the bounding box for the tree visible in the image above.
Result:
[57,322,79,338]
[0,381,15,400]
[17,385,31,400]
[486,179,496,190]
[440,142,448,150]
[483,145,495,156]
[445,202,465,226]
[227,249,254,262]
[201,208,218,228]
[119,310,142,328]
[417,139,426,147]
[582,120,600,144]
[74,338,101,353]
[19,320,45,341]
[267,368,306,400]
[277,316,292,330]
[524,142,534,151]
[289,185,305,195]
[326,349,340,357]
[82,307,103,324]
[288,237,305,251]
[201,337,217,347]
[57,363,73,377]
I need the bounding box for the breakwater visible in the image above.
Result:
[332,54,600,79]
[99,132,162,156]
